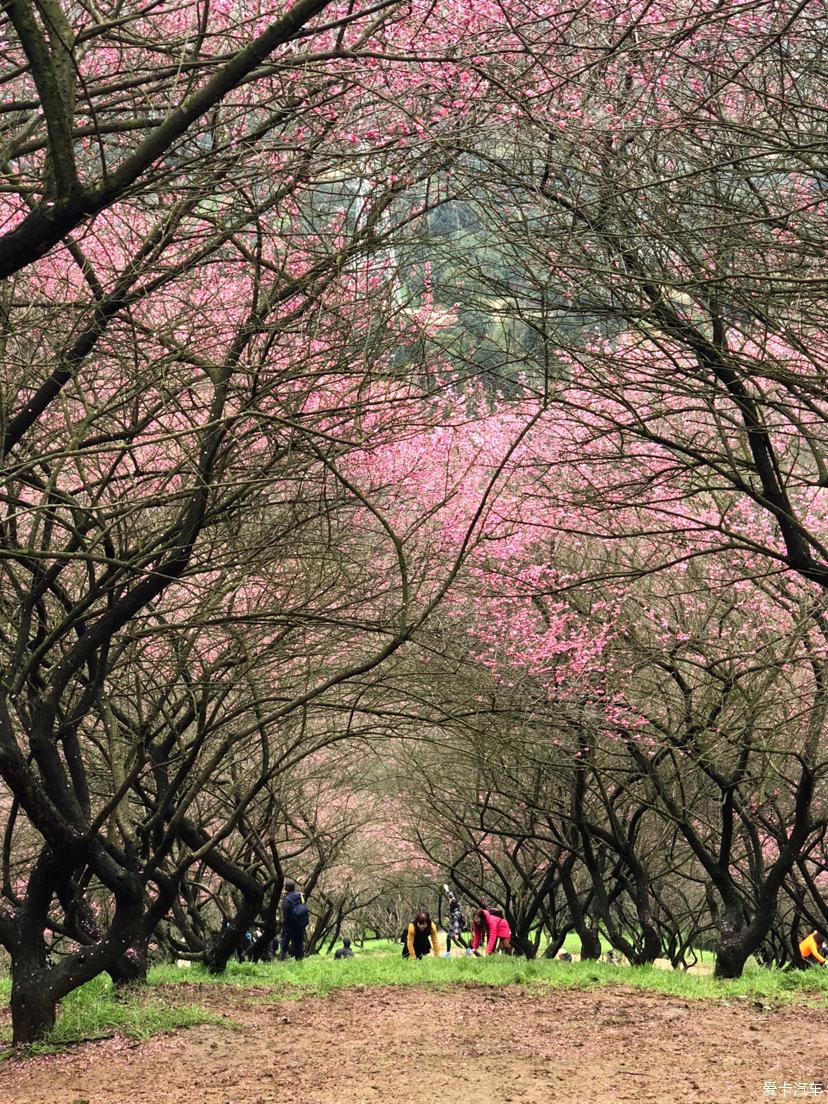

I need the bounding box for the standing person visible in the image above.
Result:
[402,910,440,959]
[280,879,309,961]
[443,884,467,955]
[470,908,514,956]
[799,930,827,966]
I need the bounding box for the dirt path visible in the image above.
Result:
[2,984,826,1104]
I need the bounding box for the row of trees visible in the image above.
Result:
[394,0,828,975]
[2,0,827,1040]
[0,0,517,1040]
[397,559,828,974]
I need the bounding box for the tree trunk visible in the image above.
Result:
[560,872,600,959]
[11,963,57,1045]
[249,888,281,962]
[579,924,602,961]
[205,896,260,973]
[714,938,750,979]
[713,904,751,978]
[109,935,149,989]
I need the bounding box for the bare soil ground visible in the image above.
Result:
[2,983,827,1104]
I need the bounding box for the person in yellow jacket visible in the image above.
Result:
[799,930,827,966]
[402,910,440,959]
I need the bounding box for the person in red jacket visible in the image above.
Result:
[470,908,514,955]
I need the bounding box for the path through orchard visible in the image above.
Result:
[2,983,826,1104]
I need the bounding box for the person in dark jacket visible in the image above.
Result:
[443,884,467,955]
[334,938,354,959]
[280,880,308,961]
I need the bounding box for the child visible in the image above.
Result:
[443,884,467,954]
[471,908,514,955]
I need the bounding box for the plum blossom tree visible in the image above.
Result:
[3,0,558,1040]
[4,0,828,1035]
[453,512,828,973]
[411,0,828,974]
[0,354,540,1037]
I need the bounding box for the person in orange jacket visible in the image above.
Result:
[799,930,827,966]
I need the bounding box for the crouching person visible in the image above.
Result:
[471,908,513,956]
[799,930,827,967]
[402,911,439,959]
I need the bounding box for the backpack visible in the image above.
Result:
[291,901,310,929]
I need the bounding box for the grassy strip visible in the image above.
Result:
[0,974,223,1060]
[4,950,827,1059]
[149,951,828,1004]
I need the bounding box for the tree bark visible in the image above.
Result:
[205,896,260,974]
[10,966,58,1045]
[108,935,150,989]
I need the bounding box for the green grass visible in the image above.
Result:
[4,949,828,1060]
[149,948,828,1004]
[0,973,223,1060]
